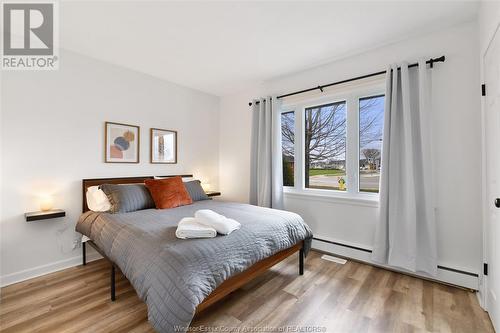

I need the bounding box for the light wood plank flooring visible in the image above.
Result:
[0,251,494,333]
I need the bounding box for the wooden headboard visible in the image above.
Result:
[82,174,193,213]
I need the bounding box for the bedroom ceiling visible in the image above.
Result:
[60,1,478,96]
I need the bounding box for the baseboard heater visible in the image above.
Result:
[313,237,478,278]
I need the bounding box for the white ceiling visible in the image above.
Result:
[60,1,478,96]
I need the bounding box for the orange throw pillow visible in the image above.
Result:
[144,177,193,209]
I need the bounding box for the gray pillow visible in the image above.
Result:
[100,183,155,213]
[184,180,210,201]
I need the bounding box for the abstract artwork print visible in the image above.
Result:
[105,122,140,163]
[150,128,177,164]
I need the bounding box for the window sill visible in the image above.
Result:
[283,188,379,207]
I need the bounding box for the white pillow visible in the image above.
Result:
[86,186,112,212]
[154,176,195,182]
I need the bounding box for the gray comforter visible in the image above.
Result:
[75,200,312,333]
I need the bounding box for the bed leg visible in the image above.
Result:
[82,242,86,266]
[110,264,116,301]
[299,248,304,275]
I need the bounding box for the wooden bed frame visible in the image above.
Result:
[81,175,305,313]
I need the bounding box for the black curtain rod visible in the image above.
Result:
[248,55,445,106]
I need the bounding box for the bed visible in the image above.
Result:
[76,175,313,333]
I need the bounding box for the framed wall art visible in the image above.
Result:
[150,128,177,164]
[105,122,140,163]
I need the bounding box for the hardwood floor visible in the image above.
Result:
[0,251,494,333]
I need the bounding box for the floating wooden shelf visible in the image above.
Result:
[25,209,65,222]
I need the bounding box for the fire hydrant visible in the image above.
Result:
[338,177,346,191]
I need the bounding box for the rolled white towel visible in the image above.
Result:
[176,217,217,239]
[194,209,241,235]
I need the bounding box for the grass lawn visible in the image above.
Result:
[360,188,380,193]
[309,169,345,176]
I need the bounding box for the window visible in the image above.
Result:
[280,83,385,200]
[305,102,347,191]
[281,111,295,186]
[359,95,384,193]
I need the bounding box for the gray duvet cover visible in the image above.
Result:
[75,200,312,333]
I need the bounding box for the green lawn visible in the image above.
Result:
[360,188,380,193]
[309,169,345,176]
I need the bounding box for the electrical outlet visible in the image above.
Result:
[72,239,80,249]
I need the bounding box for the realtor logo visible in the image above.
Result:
[1,1,59,70]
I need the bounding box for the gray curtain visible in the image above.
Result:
[250,97,284,209]
[372,60,438,276]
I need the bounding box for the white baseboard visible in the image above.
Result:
[0,252,103,288]
[312,237,479,290]
[1,238,478,291]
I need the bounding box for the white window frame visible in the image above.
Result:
[280,81,385,204]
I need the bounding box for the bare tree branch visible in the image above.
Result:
[280,96,384,187]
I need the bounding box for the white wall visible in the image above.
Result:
[479,1,500,55]
[219,21,483,288]
[0,50,220,286]
[219,87,264,203]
